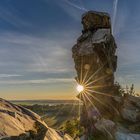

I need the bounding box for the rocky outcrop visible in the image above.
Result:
[115,132,140,140]
[72,11,117,92]
[72,11,140,140]
[72,10,117,126]
[120,95,140,123]
[0,98,72,140]
[94,118,116,139]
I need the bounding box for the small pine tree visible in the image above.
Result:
[126,85,129,94]
[129,84,135,95]
[114,82,125,96]
[125,84,135,96]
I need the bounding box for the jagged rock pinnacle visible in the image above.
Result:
[72,11,140,140]
[72,11,117,90]
[72,10,117,139]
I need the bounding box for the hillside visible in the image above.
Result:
[0,98,72,140]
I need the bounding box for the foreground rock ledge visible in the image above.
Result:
[0,98,72,140]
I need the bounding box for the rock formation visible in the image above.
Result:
[72,11,140,140]
[0,98,72,140]
[73,11,117,88]
[72,11,118,118]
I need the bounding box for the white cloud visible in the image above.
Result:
[0,78,75,85]
[0,30,77,74]
[0,74,22,78]
[112,0,118,34]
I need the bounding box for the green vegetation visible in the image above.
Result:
[114,82,138,96]
[114,82,125,96]
[22,103,83,137]
[60,118,84,138]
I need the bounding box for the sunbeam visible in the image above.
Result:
[75,58,120,122]
[86,90,120,114]
[85,74,109,87]
[81,68,89,85]
[84,92,100,114]
[86,88,117,98]
[80,57,84,84]
[84,62,107,85]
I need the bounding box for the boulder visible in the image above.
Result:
[120,95,140,122]
[82,11,111,32]
[94,118,116,139]
[121,108,140,123]
[115,132,140,140]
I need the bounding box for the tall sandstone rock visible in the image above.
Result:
[72,11,140,140]
[72,11,117,89]
[72,11,117,116]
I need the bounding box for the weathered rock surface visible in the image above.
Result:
[94,118,116,139]
[115,132,140,140]
[72,10,117,123]
[72,11,140,140]
[120,95,140,123]
[72,11,117,91]
[82,11,111,32]
[0,98,73,140]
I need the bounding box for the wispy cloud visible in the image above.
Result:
[0,78,74,85]
[0,5,31,28]
[0,30,76,74]
[0,74,22,78]
[52,0,85,21]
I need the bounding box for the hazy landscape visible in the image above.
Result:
[12,100,83,138]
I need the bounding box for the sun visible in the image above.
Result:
[77,84,84,93]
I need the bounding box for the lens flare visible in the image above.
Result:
[77,85,84,93]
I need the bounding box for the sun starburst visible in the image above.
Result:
[77,84,84,93]
[75,60,119,116]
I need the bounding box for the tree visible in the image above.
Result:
[62,119,84,138]
[125,84,135,95]
[114,82,125,96]
[114,82,136,96]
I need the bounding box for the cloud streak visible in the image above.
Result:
[0,30,76,74]
[0,74,22,78]
[64,0,87,12]
[0,78,74,85]
[0,5,31,28]
[112,0,118,34]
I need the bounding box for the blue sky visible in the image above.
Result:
[0,0,140,100]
